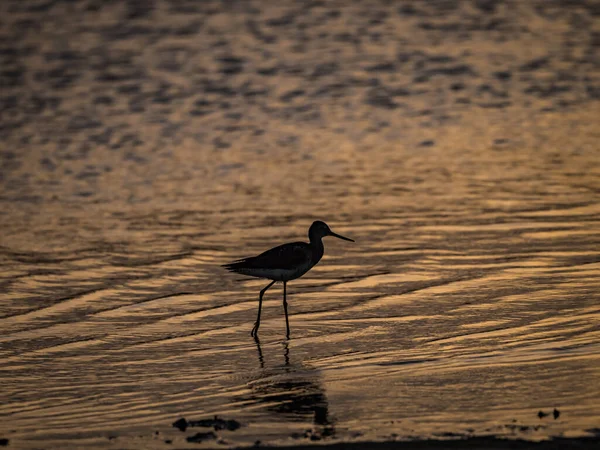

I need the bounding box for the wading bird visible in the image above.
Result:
[223,221,354,339]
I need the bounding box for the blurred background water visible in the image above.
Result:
[1,0,599,448]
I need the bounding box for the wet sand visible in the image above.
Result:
[1,0,600,449]
[267,437,600,450]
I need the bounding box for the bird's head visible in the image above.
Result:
[309,220,354,242]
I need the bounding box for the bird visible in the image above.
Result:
[223,220,354,339]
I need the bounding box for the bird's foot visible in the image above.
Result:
[250,322,260,338]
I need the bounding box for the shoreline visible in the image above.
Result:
[239,436,600,450]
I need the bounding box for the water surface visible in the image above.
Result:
[1,0,600,448]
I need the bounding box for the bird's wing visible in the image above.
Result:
[224,242,311,271]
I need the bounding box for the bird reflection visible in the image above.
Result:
[253,337,290,369]
[254,337,265,368]
[245,338,335,435]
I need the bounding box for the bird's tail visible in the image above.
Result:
[222,258,252,272]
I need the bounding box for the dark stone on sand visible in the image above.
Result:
[164,439,172,444]
[186,431,216,443]
[173,417,188,432]
[553,408,560,419]
[538,410,549,419]
[173,415,243,432]
[419,140,435,147]
[0,438,8,446]
[190,416,242,431]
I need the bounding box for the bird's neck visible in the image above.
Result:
[309,235,325,264]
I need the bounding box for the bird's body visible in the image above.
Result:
[223,241,321,281]
[223,220,353,339]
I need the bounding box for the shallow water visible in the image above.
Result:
[1,0,600,448]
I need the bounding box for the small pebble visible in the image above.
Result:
[172,417,188,432]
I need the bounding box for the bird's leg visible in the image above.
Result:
[251,280,276,338]
[283,281,290,339]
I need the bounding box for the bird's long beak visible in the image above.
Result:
[329,230,355,242]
